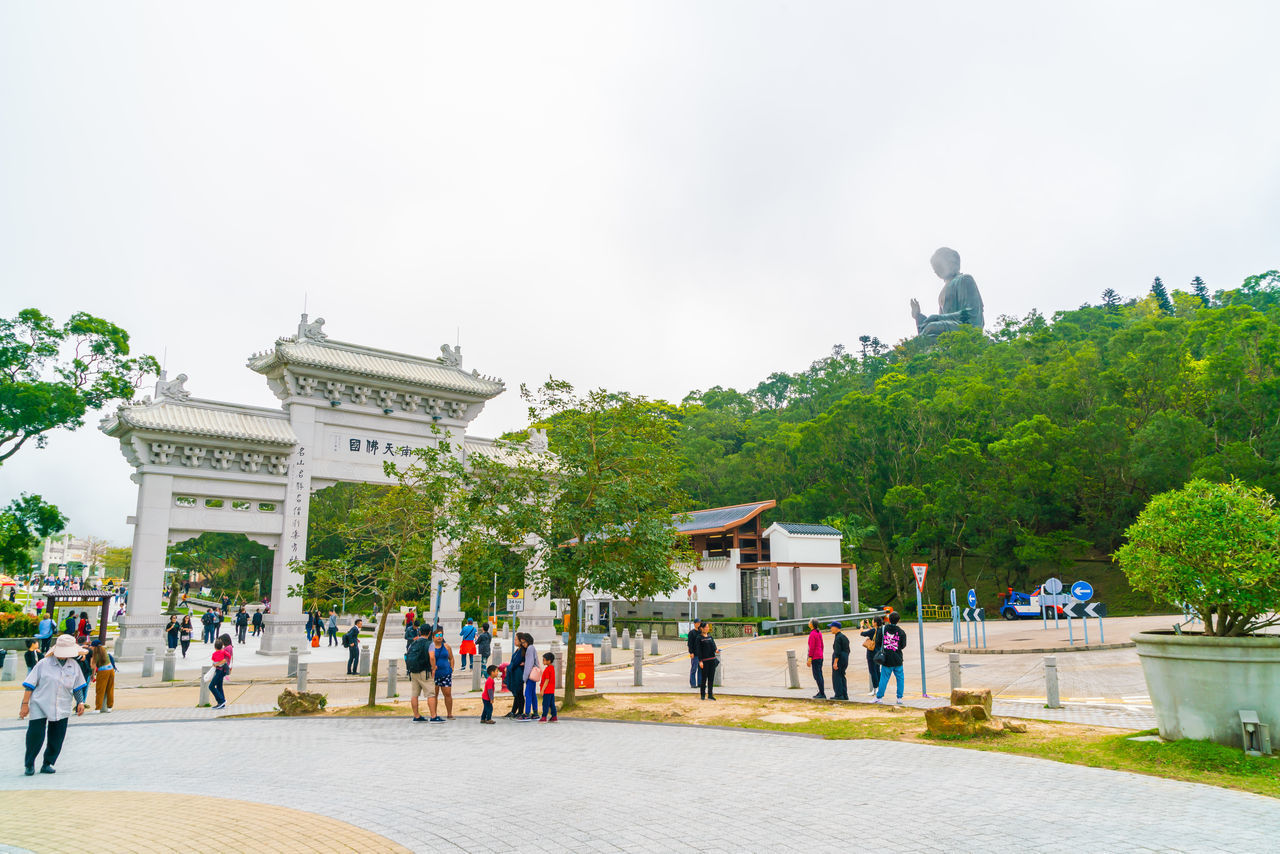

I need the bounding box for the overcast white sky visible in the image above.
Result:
[2,2,1278,547]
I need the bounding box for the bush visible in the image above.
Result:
[1115,479,1280,636]
[0,612,37,638]
[0,599,22,614]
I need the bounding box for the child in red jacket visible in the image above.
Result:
[538,652,557,722]
[481,665,497,724]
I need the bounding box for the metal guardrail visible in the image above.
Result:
[761,609,890,632]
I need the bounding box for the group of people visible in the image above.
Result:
[805,612,909,704]
[197,606,259,645]
[685,621,720,700]
[19,632,118,776]
[34,610,96,654]
[306,609,339,645]
[499,631,557,721]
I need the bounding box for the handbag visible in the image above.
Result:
[202,667,216,684]
[873,648,886,666]
[528,666,541,682]
[862,637,876,651]
[311,634,320,648]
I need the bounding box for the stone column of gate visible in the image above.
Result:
[116,472,175,659]
[429,539,466,639]
[259,413,312,655]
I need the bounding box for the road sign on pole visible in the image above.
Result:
[911,564,928,697]
[912,564,928,592]
[1070,580,1094,601]
[966,588,977,609]
[1044,577,1062,628]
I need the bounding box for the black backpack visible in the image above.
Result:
[406,640,430,673]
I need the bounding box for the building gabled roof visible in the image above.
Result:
[101,398,297,446]
[247,338,505,399]
[676,500,776,535]
[768,522,842,536]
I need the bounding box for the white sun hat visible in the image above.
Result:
[48,634,85,659]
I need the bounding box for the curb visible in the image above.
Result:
[934,641,1136,655]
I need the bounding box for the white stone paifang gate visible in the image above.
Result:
[100,315,556,659]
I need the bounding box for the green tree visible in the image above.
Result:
[103,547,131,579]
[1150,277,1175,315]
[0,309,158,463]
[1100,288,1122,312]
[1115,479,1280,635]
[519,380,695,708]
[1191,276,1210,307]
[0,494,66,572]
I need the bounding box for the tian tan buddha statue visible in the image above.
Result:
[909,247,985,338]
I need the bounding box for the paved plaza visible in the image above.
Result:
[2,716,1278,853]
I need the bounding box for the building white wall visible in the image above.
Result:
[650,552,740,604]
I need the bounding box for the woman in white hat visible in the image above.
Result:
[19,633,87,776]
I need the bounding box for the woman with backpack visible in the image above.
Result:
[860,617,883,695]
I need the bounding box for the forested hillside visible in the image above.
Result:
[671,271,1280,609]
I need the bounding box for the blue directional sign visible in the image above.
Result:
[967,588,977,608]
[1071,580,1094,602]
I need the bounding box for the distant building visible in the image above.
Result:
[580,500,850,623]
[40,536,103,578]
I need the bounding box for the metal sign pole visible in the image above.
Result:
[1082,610,1089,645]
[980,612,987,649]
[911,564,929,699]
[1098,616,1104,644]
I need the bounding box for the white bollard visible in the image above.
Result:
[287,646,299,678]
[358,644,371,676]
[493,641,503,667]
[785,649,800,689]
[610,626,618,648]
[632,645,643,686]
[550,641,563,689]
[471,657,482,692]
[650,631,659,656]
[600,639,612,665]
[297,661,309,692]
[714,650,723,687]
[141,647,156,678]
[1045,655,1062,709]
[949,653,961,692]
[385,660,396,696]
[199,665,212,706]
[1,654,17,682]
[622,628,631,650]
[162,648,177,682]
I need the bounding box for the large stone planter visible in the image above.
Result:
[1132,630,1280,748]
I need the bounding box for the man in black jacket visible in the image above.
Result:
[829,621,850,701]
[201,609,216,644]
[343,619,363,675]
[251,609,263,637]
[687,620,703,688]
[874,611,908,705]
[234,607,249,644]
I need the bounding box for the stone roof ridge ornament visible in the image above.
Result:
[440,343,462,368]
[155,370,191,401]
[297,313,328,342]
[527,428,549,454]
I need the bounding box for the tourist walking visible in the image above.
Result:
[829,621,850,701]
[687,620,702,688]
[476,622,492,671]
[874,612,908,705]
[521,633,539,720]
[24,638,39,673]
[214,608,225,639]
[91,642,116,713]
[201,608,216,644]
[235,607,249,644]
[209,635,232,710]
[180,615,193,658]
[327,609,339,646]
[165,616,180,652]
[806,617,826,699]
[406,627,432,722]
[251,608,263,637]
[538,652,557,722]
[343,619,363,674]
[36,613,55,654]
[20,634,87,775]
[427,630,455,722]
[697,623,718,700]
[860,617,883,694]
[458,619,477,670]
[505,635,526,718]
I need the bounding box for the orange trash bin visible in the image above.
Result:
[574,650,595,689]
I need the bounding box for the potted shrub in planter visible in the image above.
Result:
[1116,479,1280,747]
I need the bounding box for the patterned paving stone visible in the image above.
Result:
[1,717,1276,852]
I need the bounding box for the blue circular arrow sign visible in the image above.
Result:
[967,588,977,608]
[1071,580,1094,601]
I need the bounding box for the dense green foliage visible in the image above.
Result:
[1116,479,1280,635]
[0,494,66,572]
[670,272,1280,607]
[0,308,158,464]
